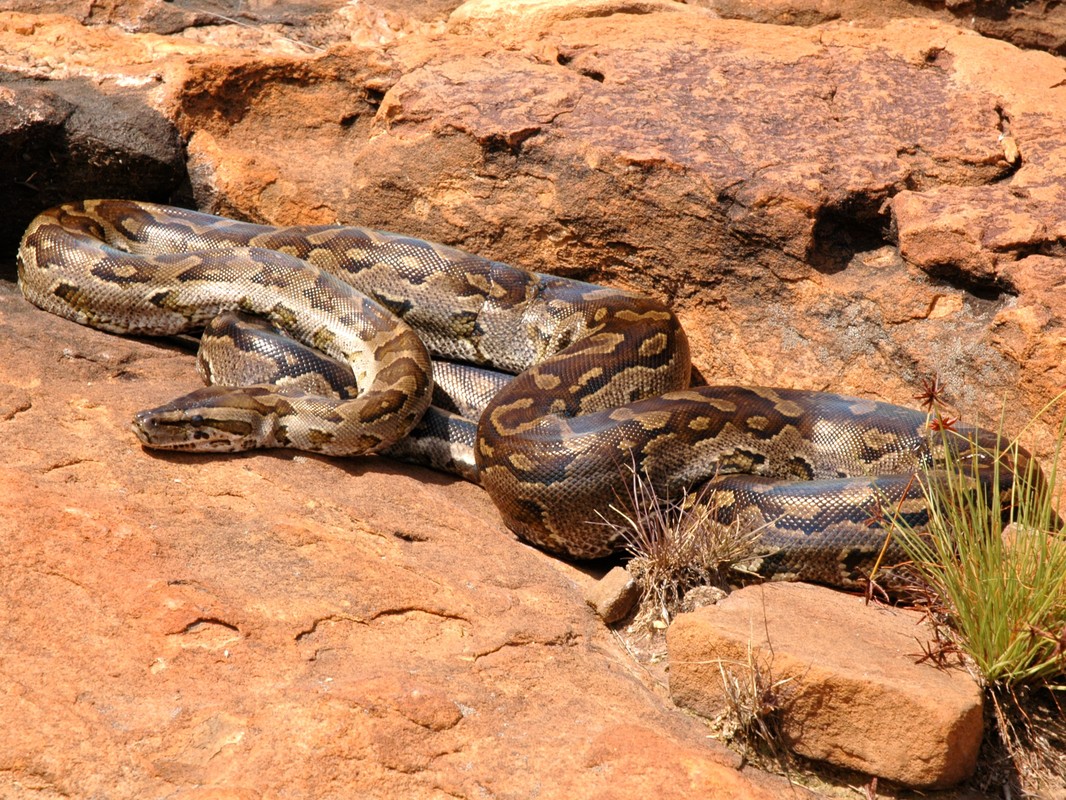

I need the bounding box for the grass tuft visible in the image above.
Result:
[890,419,1066,687]
[709,637,796,768]
[600,465,764,631]
[889,387,1066,792]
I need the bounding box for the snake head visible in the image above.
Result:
[132,386,280,452]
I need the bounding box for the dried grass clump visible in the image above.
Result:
[711,642,796,767]
[601,466,764,631]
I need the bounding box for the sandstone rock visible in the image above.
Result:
[585,565,641,624]
[4,1,1066,794]
[0,12,209,274]
[0,80,72,251]
[667,582,985,788]
[0,278,796,799]
[0,75,189,266]
[694,0,909,27]
[0,0,446,42]
[2,0,214,35]
[448,0,688,39]
[924,0,1066,56]
[697,0,1066,56]
[4,8,1066,476]
[150,6,1066,465]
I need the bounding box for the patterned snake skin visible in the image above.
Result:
[17,200,1026,585]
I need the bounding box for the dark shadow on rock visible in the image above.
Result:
[808,203,890,275]
[1,75,194,282]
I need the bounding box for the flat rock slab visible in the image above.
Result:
[0,279,807,799]
[667,582,984,788]
[3,4,1066,471]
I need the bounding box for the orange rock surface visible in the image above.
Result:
[668,583,984,788]
[4,0,1066,795]
[0,281,793,798]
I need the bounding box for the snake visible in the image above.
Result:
[17,200,1031,586]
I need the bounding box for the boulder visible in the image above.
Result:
[697,0,1066,57]
[164,6,1066,463]
[3,7,1066,464]
[0,279,795,799]
[4,0,1066,794]
[667,582,985,788]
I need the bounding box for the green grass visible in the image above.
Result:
[889,417,1066,687]
[888,402,1066,793]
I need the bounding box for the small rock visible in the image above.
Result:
[585,565,641,623]
[667,582,984,789]
[680,584,728,613]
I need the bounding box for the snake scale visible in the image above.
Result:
[18,200,1026,585]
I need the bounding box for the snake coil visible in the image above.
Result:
[17,200,1029,585]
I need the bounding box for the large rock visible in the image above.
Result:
[667,583,985,788]
[0,76,189,259]
[4,1,1066,794]
[3,7,1065,468]
[166,5,1066,462]
[697,0,1066,56]
[0,279,797,798]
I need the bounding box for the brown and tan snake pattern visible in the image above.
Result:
[17,200,1027,585]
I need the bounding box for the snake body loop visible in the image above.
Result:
[18,201,433,455]
[17,200,1030,584]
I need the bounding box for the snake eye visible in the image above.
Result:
[190,414,205,427]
